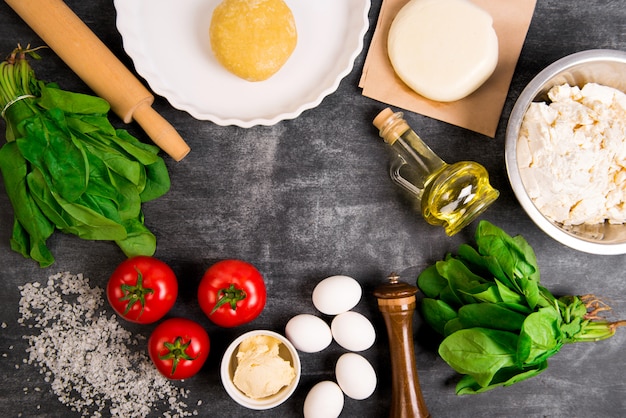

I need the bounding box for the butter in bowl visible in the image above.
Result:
[220,330,301,410]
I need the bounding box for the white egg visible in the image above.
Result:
[312,275,362,315]
[303,380,344,418]
[285,314,332,353]
[331,311,376,351]
[335,353,377,400]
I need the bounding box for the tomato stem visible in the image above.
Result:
[118,267,154,318]
[159,336,197,376]
[210,283,247,315]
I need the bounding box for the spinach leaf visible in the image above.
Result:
[438,327,518,388]
[457,243,511,288]
[459,282,502,304]
[0,142,54,267]
[0,52,172,266]
[38,82,110,115]
[475,222,540,287]
[421,298,457,335]
[416,220,626,395]
[417,264,449,298]
[49,189,127,241]
[116,218,156,258]
[443,318,464,336]
[17,112,88,202]
[457,304,526,333]
[495,278,526,306]
[139,156,170,202]
[456,361,548,395]
[517,307,563,366]
[437,258,487,306]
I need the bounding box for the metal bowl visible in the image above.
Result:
[505,49,626,255]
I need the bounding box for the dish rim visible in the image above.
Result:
[114,0,371,127]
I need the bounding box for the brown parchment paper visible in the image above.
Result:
[360,0,537,138]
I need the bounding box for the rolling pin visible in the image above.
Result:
[374,272,430,418]
[4,0,191,161]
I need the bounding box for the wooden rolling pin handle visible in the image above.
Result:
[374,272,430,418]
[133,102,190,162]
[4,0,191,161]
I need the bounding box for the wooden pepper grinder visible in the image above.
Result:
[374,272,430,418]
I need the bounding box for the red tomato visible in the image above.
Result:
[198,259,267,327]
[148,318,210,379]
[106,256,178,324]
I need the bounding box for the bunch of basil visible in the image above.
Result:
[0,46,170,267]
[417,220,625,394]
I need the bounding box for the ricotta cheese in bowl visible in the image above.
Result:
[517,82,626,225]
[505,49,626,254]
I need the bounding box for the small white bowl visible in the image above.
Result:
[505,49,626,255]
[220,330,301,410]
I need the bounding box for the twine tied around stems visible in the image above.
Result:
[1,94,35,118]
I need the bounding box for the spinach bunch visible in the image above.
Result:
[418,220,626,394]
[0,46,170,267]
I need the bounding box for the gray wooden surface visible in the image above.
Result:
[1,1,626,417]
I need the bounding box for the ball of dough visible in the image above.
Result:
[210,0,297,82]
[388,0,498,102]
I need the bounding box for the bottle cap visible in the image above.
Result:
[372,107,395,130]
[373,108,409,144]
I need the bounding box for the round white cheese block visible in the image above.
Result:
[388,0,499,102]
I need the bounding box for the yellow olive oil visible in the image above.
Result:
[373,108,499,236]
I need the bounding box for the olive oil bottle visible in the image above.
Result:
[373,108,499,236]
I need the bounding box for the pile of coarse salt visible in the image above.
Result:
[18,271,196,417]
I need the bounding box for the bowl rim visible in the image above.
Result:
[219,329,301,410]
[505,49,626,255]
